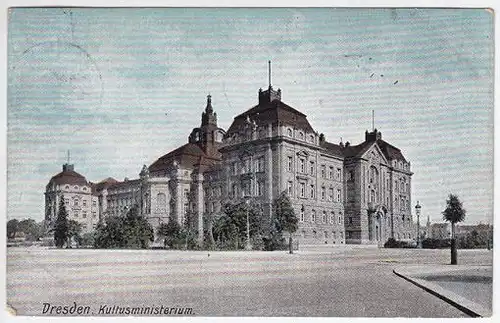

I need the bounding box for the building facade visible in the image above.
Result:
[45,82,415,245]
[44,163,99,233]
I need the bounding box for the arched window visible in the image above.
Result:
[156,193,166,212]
[311,209,316,223]
[322,211,327,223]
[288,128,293,137]
[299,132,304,140]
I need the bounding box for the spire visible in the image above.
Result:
[67,150,70,164]
[268,60,272,88]
[206,94,213,113]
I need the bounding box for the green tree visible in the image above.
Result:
[442,194,466,264]
[54,196,69,248]
[274,191,299,254]
[67,220,83,248]
[94,205,154,249]
[78,232,95,247]
[7,219,19,239]
[157,219,181,248]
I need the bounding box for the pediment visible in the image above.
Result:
[296,150,310,157]
[361,143,389,165]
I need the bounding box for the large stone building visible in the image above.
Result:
[45,80,415,245]
[44,163,99,233]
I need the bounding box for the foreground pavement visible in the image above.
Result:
[394,264,492,317]
[6,246,493,317]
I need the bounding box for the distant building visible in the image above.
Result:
[45,76,415,245]
[44,163,99,232]
[429,223,450,239]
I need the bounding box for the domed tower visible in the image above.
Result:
[44,161,98,233]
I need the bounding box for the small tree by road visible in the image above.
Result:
[442,194,466,265]
[274,191,299,254]
[54,197,69,248]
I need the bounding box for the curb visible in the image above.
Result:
[393,269,489,317]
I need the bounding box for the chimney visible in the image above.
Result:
[345,141,350,148]
[62,164,74,172]
[319,133,325,144]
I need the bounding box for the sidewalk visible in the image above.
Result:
[393,264,492,317]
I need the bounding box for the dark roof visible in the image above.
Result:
[226,99,314,135]
[342,139,407,163]
[377,139,407,163]
[108,179,141,190]
[49,170,88,186]
[320,140,344,158]
[92,177,119,193]
[149,143,221,173]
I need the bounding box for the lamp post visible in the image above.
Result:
[244,198,252,250]
[415,201,422,248]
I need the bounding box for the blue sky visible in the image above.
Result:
[7,8,494,224]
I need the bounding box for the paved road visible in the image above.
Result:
[6,246,492,317]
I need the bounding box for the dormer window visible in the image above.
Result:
[74,185,78,190]
[310,135,314,143]
[65,185,69,190]
[83,187,87,192]
[299,132,304,140]
[288,128,293,137]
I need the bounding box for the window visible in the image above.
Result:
[309,161,315,175]
[337,168,342,181]
[157,193,166,212]
[287,181,293,196]
[288,128,293,137]
[348,217,353,225]
[257,181,264,196]
[74,199,79,206]
[310,184,315,198]
[74,186,78,190]
[83,200,87,207]
[329,166,334,179]
[330,212,335,224]
[287,157,293,172]
[340,231,344,239]
[299,158,305,173]
[82,211,87,218]
[338,215,342,225]
[65,185,69,190]
[299,132,304,140]
[322,211,327,223]
[231,184,238,198]
[300,208,305,222]
[310,135,314,143]
[232,162,238,175]
[211,202,216,213]
[311,210,316,223]
[83,187,87,191]
[299,182,305,198]
[324,231,328,238]
[257,157,265,172]
[74,211,78,218]
[64,198,69,205]
[321,165,326,178]
[328,188,334,201]
[92,211,97,218]
[336,189,342,202]
[92,200,97,207]
[333,231,337,239]
[321,187,326,200]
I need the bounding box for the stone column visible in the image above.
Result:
[196,173,204,244]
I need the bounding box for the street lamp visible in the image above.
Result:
[244,197,252,250]
[415,201,422,248]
